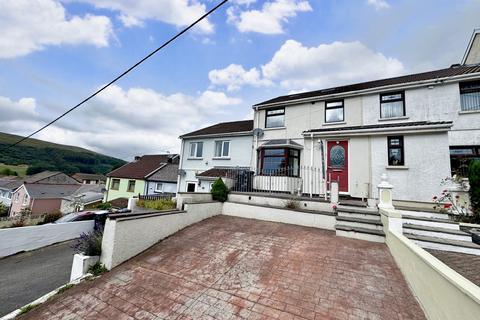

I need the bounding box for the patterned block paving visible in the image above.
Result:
[427,249,480,287]
[19,216,425,320]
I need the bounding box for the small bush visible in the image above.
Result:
[10,218,25,228]
[284,200,300,209]
[72,230,103,256]
[211,178,229,202]
[0,203,8,217]
[469,160,480,213]
[42,211,63,224]
[136,199,176,211]
[88,262,108,276]
[95,202,112,210]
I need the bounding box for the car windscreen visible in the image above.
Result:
[55,212,81,223]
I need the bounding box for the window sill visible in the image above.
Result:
[386,166,409,170]
[458,110,480,115]
[212,157,231,160]
[378,116,409,121]
[264,126,286,131]
[187,157,203,160]
[322,121,347,126]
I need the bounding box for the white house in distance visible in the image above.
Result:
[177,120,253,192]
[249,29,480,207]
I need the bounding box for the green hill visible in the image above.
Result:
[0,132,126,176]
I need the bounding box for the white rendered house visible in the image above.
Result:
[177,120,254,193]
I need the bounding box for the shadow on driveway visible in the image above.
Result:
[0,240,75,317]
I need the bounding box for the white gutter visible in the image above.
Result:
[254,72,480,109]
[303,123,453,138]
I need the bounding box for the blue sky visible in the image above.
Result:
[0,0,478,159]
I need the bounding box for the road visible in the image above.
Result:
[0,240,75,317]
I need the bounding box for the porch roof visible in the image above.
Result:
[259,139,303,149]
[303,121,453,137]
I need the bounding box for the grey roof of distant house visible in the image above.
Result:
[0,177,23,190]
[255,65,480,107]
[147,163,179,182]
[71,173,106,182]
[24,184,81,199]
[24,171,61,183]
[107,154,179,179]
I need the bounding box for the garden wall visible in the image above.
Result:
[0,221,94,258]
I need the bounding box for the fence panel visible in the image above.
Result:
[138,193,175,201]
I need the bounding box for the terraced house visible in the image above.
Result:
[248,31,480,207]
[104,154,179,202]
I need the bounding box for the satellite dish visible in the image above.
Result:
[253,128,264,137]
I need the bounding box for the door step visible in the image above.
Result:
[405,233,480,255]
[337,216,383,231]
[397,209,450,220]
[336,225,385,243]
[337,206,380,221]
[403,223,471,242]
[402,215,459,230]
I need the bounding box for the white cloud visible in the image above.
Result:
[261,40,405,90]
[0,86,241,159]
[227,0,312,34]
[366,0,389,10]
[209,64,273,91]
[76,0,214,33]
[0,0,113,59]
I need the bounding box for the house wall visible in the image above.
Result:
[104,177,146,202]
[178,135,253,192]
[31,199,62,215]
[465,33,480,65]
[145,181,177,194]
[9,186,29,216]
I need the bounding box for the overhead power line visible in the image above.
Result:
[1,0,229,153]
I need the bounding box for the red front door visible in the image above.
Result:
[327,140,349,192]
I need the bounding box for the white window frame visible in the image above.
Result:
[154,182,164,193]
[189,142,203,159]
[214,140,230,159]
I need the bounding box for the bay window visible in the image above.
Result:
[460,81,480,111]
[258,148,300,176]
[380,92,405,118]
[265,108,285,128]
[325,100,344,123]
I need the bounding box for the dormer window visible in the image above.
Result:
[460,81,480,111]
[380,92,405,118]
[265,108,285,128]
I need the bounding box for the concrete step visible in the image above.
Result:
[398,209,449,220]
[405,233,480,255]
[337,205,378,214]
[403,223,471,242]
[336,225,385,243]
[336,216,383,231]
[402,215,459,230]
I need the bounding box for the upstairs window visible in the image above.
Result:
[387,136,404,166]
[127,180,136,192]
[265,108,285,128]
[214,140,230,158]
[380,92,405,118]
[325,100,344,123]
[111,179,120,190]
[460,81,480,111]
[189,142,203,158]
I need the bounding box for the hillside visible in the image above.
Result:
[0,132,126,175]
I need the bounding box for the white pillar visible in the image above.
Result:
[330,181,339,204]
[377,173,394,210]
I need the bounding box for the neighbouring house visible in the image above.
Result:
[104,154,179,202]
[178,120,254,193]
[10,184,82,216]
[71,173,106,185]
[0,177,23,209]
[61,184,105,213]
[24,171,79,185]
[247,30,480,206]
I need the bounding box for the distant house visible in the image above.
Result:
[10,184,81,216]
[61,184,105,213]
[104,154,179,202]
[24,171,79,185]
[0,177,23,208]
[71,173,106,185]
[178,120,253,193]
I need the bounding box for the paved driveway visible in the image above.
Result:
[0,240,75,317]
[20,216,425,319]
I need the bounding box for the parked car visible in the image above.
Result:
[54,210,109,223]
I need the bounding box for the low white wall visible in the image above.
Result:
[228,192,333,213]
[223,202,335,230]
[176,192,213,210]
[0,221,94,258]
[101,203,222,269]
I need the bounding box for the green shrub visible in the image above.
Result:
[10,218,25,228]
[88,262,108,276]
[72,230,103,256]
[42,211,63,224]
[211,178,229,202]
[0,203,8,216]
[136,199,176,210]
[95,202,112,210]
[469,160,480,215]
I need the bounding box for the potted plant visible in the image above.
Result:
[70,230,103,281]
